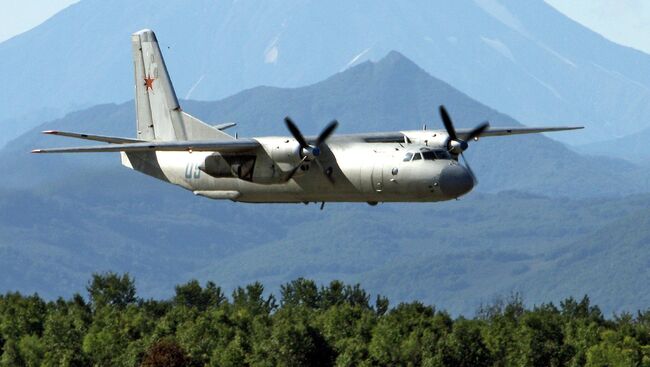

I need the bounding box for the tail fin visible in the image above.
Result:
[131,29,233,141]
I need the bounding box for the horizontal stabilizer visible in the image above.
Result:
[42,130,144,144]
[32,138,260,154]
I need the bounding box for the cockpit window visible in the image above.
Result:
[422,151,436,160]
[434,150,451,159]
[405,150,449,162]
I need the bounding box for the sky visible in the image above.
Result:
[544,0,650,54]
[0,0,79,42]
[0,1,648,54]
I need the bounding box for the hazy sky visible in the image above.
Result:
[545,0,650,54]
[0,1,648,54]
[0,0,79,42]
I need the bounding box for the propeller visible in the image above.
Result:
[438,105,489,184]
[284,117,338,182]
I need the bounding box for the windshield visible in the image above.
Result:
[404,149,451,162]
[422,151,436,160]
[434,150,451,159]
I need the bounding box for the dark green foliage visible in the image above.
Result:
[87,272,136,310]
[173,280,226,311]
[141,338,188,367]
[0,275,649,366]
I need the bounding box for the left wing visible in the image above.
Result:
[42,130,144,144]
[32,138,261,154]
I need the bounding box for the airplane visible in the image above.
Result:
[33,29,582,208]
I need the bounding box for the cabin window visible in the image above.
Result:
[412,153,422,161]
[403,153,413,162]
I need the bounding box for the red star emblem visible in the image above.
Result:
[144,75,154,91]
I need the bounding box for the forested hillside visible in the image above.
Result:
[1,273,648,366]
[1,53,649,315]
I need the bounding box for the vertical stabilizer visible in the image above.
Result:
[131,29,233,141]
[132,29,186,141]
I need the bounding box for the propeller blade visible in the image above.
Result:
[316,120,338,146]
[460,152,478,185]
[285,156,308,181]
[439,105,457,141]
[284,116,309,149]
[465,122,490,141]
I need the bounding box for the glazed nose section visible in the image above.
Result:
[439,164,474,198]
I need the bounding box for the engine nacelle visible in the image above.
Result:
[257,137,303,171]
[402,130,449,148]
[448,140,468,154]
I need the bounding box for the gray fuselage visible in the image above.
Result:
[122,135,474,203]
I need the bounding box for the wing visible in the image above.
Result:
[42,130,144,144]
[456,126,583,139]
[326,126,584,143]
[32,138,261,153]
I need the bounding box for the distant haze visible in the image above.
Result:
[0,0,79,42]
[1,1,647,54]
[545,0,650,54]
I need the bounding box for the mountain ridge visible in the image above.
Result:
[0,51,649,315]
[1,0,649,148]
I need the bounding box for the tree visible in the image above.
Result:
[369,302,449,365]
[41,296,91,366]
[270,307,335,367]
[87,272,137,310]
[281,278,320,309]
[173,280,226,311]
[586,330,644,367]
[17,334,44,367]
[513,303,574,367]
[436,318,492,367]
[316,304,376,366]
[232,282,276,316]
[141,338,189,367]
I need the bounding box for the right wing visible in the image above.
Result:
[32,138,261,154]
[455,126,583,139]
[335,126,584,143]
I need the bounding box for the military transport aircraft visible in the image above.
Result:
[33,29,582,208]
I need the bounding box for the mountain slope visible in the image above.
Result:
[1,0,649,146]
[6,52,645,197]
[1,174,648,315]
[0,52,649,314]
[576,127,650,166]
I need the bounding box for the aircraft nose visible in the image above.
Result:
[439,163,474,198]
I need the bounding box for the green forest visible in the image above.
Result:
[0,273,648,367]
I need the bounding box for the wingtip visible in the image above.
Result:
[42,130,58,135]
[31,149,44,154]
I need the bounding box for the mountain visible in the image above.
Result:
[5,52,647,197]
[1,0,650,147]
[1,52,649,315]
[1,170,649,315]
[576,127,650,166]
